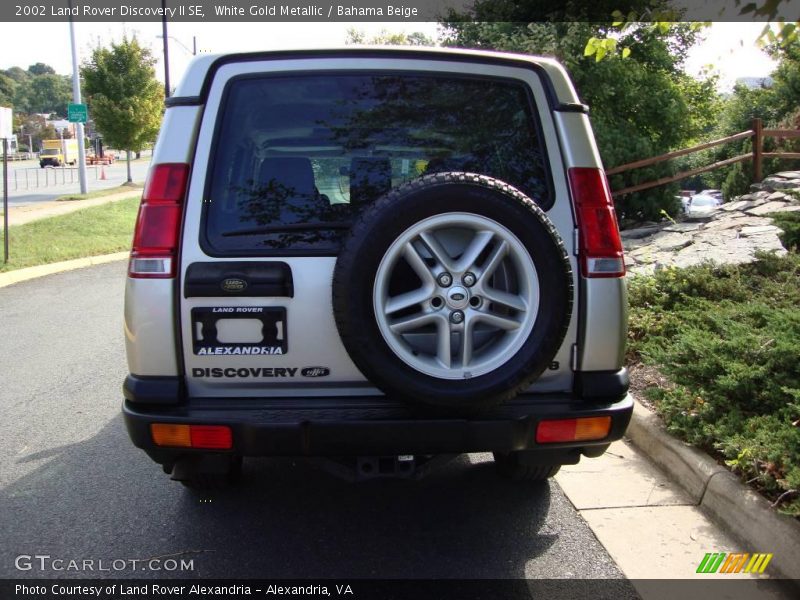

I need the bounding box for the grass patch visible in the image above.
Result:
[627,252,800,516]
[0,196,139,272]
[57,182,144,202]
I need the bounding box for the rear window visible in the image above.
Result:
[203,72,551,255]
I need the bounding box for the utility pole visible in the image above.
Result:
[67,0,88,194]
[161,0,170,98]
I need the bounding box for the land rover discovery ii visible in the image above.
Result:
[122,48,632,487]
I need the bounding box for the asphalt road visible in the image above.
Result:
[3,158,151,206]
[0,262,632,587]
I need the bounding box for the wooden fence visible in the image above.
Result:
[607,118,800,197]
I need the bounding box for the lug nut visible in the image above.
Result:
[462,272,477,287]
[450,310,464,324]
[437,272,453,287]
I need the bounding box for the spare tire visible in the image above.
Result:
[332,172,573,411]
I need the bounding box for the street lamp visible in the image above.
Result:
[157,34,197,56]
[161,0,170,98]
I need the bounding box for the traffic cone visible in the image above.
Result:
[100,166,107,180]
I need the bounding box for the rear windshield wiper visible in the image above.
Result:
[220,221,351,236]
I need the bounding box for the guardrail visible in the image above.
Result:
[608,118,800,197]
[12,165,100,191]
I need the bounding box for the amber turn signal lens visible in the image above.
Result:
[536,416,611,443]
[151,423,191,447]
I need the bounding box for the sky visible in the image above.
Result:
[0,21,778,93]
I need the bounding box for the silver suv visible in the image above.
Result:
[122,48,632,487]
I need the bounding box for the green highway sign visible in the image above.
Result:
[68,103,87,123]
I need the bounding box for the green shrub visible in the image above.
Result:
[628,254,800,516]
[772,211,800,251]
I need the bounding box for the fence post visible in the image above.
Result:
[752,117,763,183]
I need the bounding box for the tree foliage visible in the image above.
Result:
[440,5,715,223]
[0,73,16,106]
[15,74,72,115]
[686,38,800,198]
[81,36,163,181]
[345,28,435,46]
[27,62,56,76]
[0,63,72,115]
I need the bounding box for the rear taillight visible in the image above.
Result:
[129,163,189,278]
[536,417,611,443]
[150,424,233,450]
[568,167,625,278]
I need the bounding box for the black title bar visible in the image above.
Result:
[1,0,798,22]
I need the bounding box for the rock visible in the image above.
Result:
[623,238,645,252]
[621,171,798,277]
[761,177,800,191]
[652,232,693,251]
[620,225,660,240]
[767,191,790,202]
[746,201,792,216]
[628,245,657,263]
[663,222,703,233]
[683,211,717,222]
[707,215,770,231]
[720,200,757,212]
[740,225,781,237]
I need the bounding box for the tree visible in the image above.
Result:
[14,113,56,152]
[13,73,72,115]
[81,36,163,182]
[0,73,16,106]
[346,28,435,46]
[4,66,29,84]
[440,8,715,222]
[27,62,56,76]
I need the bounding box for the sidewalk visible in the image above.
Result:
[556,426,794,598]
[3,189,142,227]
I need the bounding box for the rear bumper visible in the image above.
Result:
[123,391,633,465]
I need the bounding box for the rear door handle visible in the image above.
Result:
[183,262,293,297]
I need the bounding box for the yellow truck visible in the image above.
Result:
[39,138,79,168]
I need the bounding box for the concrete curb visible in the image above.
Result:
[0,252,128,288]
[627,399,800,581]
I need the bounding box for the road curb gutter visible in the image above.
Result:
[0,252,129,288]
[627,399,800,581]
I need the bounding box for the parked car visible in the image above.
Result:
[122,48,633,488]
[687,192,722,215]
[699,189,723,201]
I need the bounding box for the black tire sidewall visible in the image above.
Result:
[333,174,573,410]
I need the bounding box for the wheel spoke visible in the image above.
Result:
[460,317,474,367]
[474,311,521,331]
[482,288,527,313]
[479,239,509,279]
[419,231,455,272]
[436,318,452,368]
[403,242,436,285]
[455,230,494,272]
[384,287,433,315]
[389,312,439,334]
